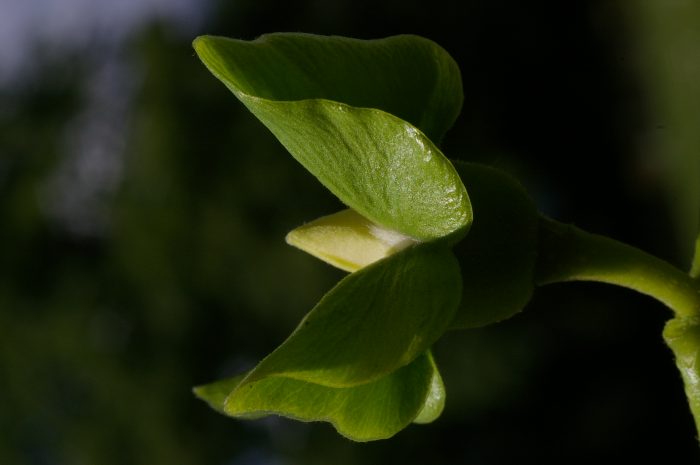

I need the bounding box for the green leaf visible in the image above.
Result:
[193,33,463,144]
[243,244,461,388]
[412,352,446,424]
[194,351,442,442]
[193,34,471,242]
[286,208,418,272]
[193,374,245,415]
[664,318,700,434]
[449,162,538,329]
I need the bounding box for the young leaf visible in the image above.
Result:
[193,374,245,415]
[194,351,441,442]
[412,353,446,424]
[193,33,463,143]
[193,34,471,242]
[242,244,461,388]
[449,162,538,329]
[286,208,418,272]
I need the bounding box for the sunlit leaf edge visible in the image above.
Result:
[194,351,442,441]
[238,242,461,388]
[192,32,464,144]
[193,34,472,242]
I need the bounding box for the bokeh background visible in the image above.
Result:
[2,0,699,463]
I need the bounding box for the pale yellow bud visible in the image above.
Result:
[285,209,419,272]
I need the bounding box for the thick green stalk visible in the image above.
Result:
[536,217,700,318]
[535,217,700,438]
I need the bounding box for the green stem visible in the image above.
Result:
[535,216,700,439]
[535,217,700,319]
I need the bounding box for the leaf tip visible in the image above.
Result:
[192,35,210,53]
[191,384,205,398]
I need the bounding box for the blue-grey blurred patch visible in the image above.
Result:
[0,0,214,236]
[0,0,212,85]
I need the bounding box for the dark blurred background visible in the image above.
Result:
[1,0,699,463]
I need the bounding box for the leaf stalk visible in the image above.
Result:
[536,216,700,438]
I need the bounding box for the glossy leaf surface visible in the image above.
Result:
[450,162,538,328]
[244,244,461,387]
[193,33,463,143]
[412,354,446,424]
[194,352,441,441]
[193,34,471,241]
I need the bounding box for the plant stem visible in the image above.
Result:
[536,217,700,319]
[535,216,700,439]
